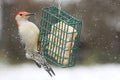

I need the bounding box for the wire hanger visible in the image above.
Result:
[51,0,62,14]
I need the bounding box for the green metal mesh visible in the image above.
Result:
[39,5,82,67]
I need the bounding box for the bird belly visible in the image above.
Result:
[19,25,39,51]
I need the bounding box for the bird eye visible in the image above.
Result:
[19,14,23,16]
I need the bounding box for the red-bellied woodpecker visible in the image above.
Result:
[15,11,55,77]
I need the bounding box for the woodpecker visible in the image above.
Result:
[15,11,55,77]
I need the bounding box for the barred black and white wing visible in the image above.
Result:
[32,50,55,77]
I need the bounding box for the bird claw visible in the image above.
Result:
[46,67,55,77]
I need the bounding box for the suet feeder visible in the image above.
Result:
[39,5,82,67]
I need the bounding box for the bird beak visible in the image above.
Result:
[25,13,35,16]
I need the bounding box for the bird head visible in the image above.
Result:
[15,11,34,25]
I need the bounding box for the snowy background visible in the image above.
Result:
[1,0,120,80]
[1,63,120,80]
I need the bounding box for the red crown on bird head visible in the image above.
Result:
[16,10,28,16]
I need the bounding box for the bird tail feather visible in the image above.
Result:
[42,62,55,77]
[33,50,55,77]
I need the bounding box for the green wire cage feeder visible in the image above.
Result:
[39,5,82,67]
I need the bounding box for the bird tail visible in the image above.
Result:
[32,50,55,77]
[42,62,55,77]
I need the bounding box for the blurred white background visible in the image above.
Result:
[0,63,120,80]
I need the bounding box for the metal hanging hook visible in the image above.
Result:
[50,0,55,6]
[58,0,61,10]
[58,0,62,14]
[51,0,62,14]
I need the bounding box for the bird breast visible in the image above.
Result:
[18,21,39,51]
